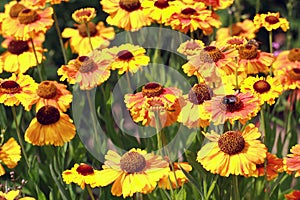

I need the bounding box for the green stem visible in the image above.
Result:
[84,22,94,51]
[12,106,29,167]
[232,175,240,200]
[30,38,44,81]
[86,91,99,145]
[234,0,241,22]
[86,185,95,200]
[268,31,273,76]
[133,192,143,200]
[287,0,295,49]
[52,6,68,64]
[255,0,260,14]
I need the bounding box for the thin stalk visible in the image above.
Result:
[268,31,273,76]
[12,106,29,167]
[86,185,95,200]
[232,175,240,200]
[84,22,94,51]
[234,0,241,22]
[255,0,260,14]
[30,38,44,81]
[52,5,68,64]
[86,90,99,144]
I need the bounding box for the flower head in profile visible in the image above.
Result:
[2,5,54,40]
[165,2,221,35]
[25,105,76,146]
[0,73,38,111]
[125,82,183,128]
[254,12,289,32]
[238,42,274,75]
[248,152,283,180]
[158,159,192,190]
[0,35,45,74]
[100,0,151,31]
[62,163,101,189]
[58,50,113,90]
[273,48,300,71]
[285,190,300,200]
[142,0,181,24]
[62,21,115,56]
[283,144,300,177]
[216,19,257,41]
[29,80,72,112]
[178,83,212,128]
[72,7,96,24]
[197,123,267,177]
[203,92,261,125]
[241,76,283,105]
[0,190,35,200]
[177,39,205,57]
[108,44,150,75]
[95,148,170,198]
[0,138,21,176]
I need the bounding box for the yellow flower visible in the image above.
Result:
[29,80,73,112]
[24,105,76,146]
[124,82,183,128]
[62,163,102,189]
[95,148,170,198]
[283,144,300,177]
[100,0,151,31]
[197,123,267,177]
[72,7,96,24]
[0,190,35,200]
[240,76,283,105]
[0,73,38,111]
[182,0,233,10]
[62,21,115,56]
[177,39,205,57]
[254,12,289,32]
[108,44,150,75]
[0,138,21,176]
[0,35,45,74]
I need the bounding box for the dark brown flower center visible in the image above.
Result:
[0,196,8,200]
[218,131,245,155]
[181,8,197,15]
[76,164,94,176]
[253,80,271,94]
[117,50,134,60]
[265,16,280,24]
[188,83,212,104]
[9,3,26,18]
[18,8,40,24]
[120,151,146,173]
[142,82,163,97]
[154,0,169,9]
[119,0,141,12]
[221,95,244,112]
[200,46,225,63]
[78,56,97,73]
[7,40,29,55]
[288,48,300,62]
[37,81,58,99]
[289,68,300,81]
[76,10,93,19]
[0,80,21,94]
[78,22,98,37]
[231,24,243,36]
[239,44,258,60]
[36,105,60,125]
[256,163,265,169]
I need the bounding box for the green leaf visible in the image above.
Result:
[35,184,47,200]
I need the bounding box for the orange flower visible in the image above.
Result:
[2,6,54,40]
[124,82,183,128]
[273,48,300,73]
[29,80,72,112]
[72,7,96,24]
[0,35,45,74]
[284,144,300,177]
[62,21,115,56]
[58,50,113,90]
[0,73,38,110]
[249,152,283,180]
[177,83,211,128]
[238,42,274,75]
[254,12,289,32]
[216,19,257,41]
[285,190,300,200]
[158,161,192,190]
[100,0,151,31]
[165,2,221,35]
[203,92,261,125]
[274,66,300,91]
[25,105,76,146]
[0,138,21,176]
[183,0,233,10]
